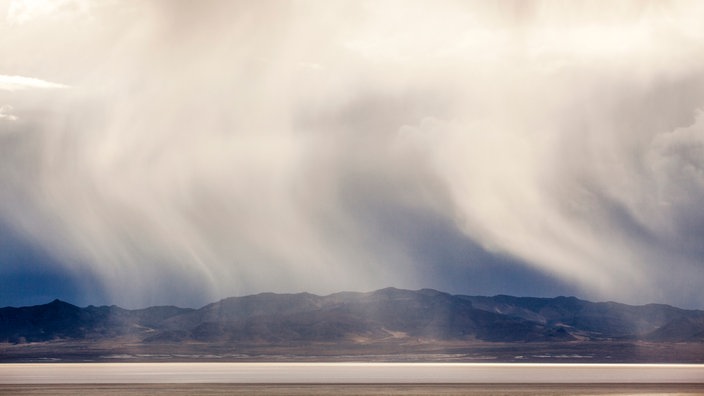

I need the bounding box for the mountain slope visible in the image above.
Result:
[1,288,702,345]
[0,300,193,343]
[150,288,573,343]
[459,295,703,339]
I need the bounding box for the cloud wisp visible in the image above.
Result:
[1,1,704,308]
[0,104,17,121]
[0,74,68,91]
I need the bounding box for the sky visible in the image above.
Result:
[1,0,704,309]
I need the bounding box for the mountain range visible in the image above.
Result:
[2,288,704,362]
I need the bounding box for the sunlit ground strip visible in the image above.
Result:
[1,363,703,384]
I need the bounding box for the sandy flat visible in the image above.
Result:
[1,383,704,396]
[1,363,703,385]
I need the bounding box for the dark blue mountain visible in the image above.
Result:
[1,288,702,344]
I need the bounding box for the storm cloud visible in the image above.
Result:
[1,0,704,308]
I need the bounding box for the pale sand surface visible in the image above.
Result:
[1,383,703,395]
[2,363,703,384]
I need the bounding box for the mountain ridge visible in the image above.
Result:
[2,287,703,346]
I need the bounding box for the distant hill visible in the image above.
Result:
[2,288,703,346]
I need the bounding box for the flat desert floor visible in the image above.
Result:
[2,383,704,395]
[2,363,703,395]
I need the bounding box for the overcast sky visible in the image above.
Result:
[1,0,704,309]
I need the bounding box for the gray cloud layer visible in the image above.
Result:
[1,0,704,307]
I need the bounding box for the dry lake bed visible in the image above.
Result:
[1,363,703,395]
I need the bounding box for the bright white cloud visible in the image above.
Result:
[6,0,89,25]
[0,74,68,91]
[0,104,17,121]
